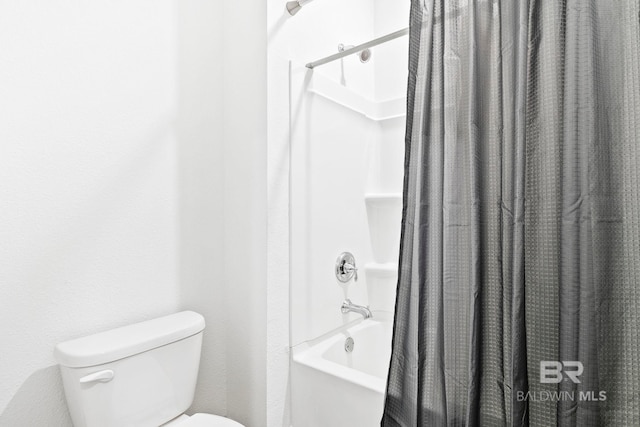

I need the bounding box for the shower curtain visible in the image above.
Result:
[382,0,640,426]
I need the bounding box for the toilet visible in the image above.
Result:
[55,311,243,427]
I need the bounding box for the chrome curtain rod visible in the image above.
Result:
[306,27,409,69]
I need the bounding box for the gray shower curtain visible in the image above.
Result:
[382,0,640,426]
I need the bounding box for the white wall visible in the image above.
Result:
[374,0,411,101]
[266,6,295,427]
[221,1,268,426]
[176,0,227,417]
[0,2,268,426]
[0,2,180,425]
[180,1,268,425]
[272,0,377,96]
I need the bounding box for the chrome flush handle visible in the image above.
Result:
[79,369,114,384]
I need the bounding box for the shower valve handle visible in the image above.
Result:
[335,252,358,282]
[342,262,358,281]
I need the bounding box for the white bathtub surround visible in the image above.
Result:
[291,313,393,427]
[289,68,406,345]
[267,1,410,424]
[364,193,402,263]
[284,2,409,423]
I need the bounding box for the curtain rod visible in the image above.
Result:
[306,27,409,69]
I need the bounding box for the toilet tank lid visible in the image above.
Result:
[55,311,205,368]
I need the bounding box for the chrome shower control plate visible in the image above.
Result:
[335,252,358,282]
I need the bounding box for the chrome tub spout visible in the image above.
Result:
[341,299,372,319]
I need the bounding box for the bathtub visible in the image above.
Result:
[291,314,393,427]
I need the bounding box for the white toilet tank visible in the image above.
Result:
[55,311,206,427]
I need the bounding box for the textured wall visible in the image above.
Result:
[0,1,252,425]
[178,1,269,424]
[176,0,228,419]
[0,1,181,426]
[221,1,268,426]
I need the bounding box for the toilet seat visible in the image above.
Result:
[180,413,244,427]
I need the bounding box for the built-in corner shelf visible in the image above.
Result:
[364,262,398,313]
[365,192,402,264]
[364,193,402,204]
[364,262,398,277]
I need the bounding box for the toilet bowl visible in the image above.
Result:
[55,311,244,427]
[162,414,243,427]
